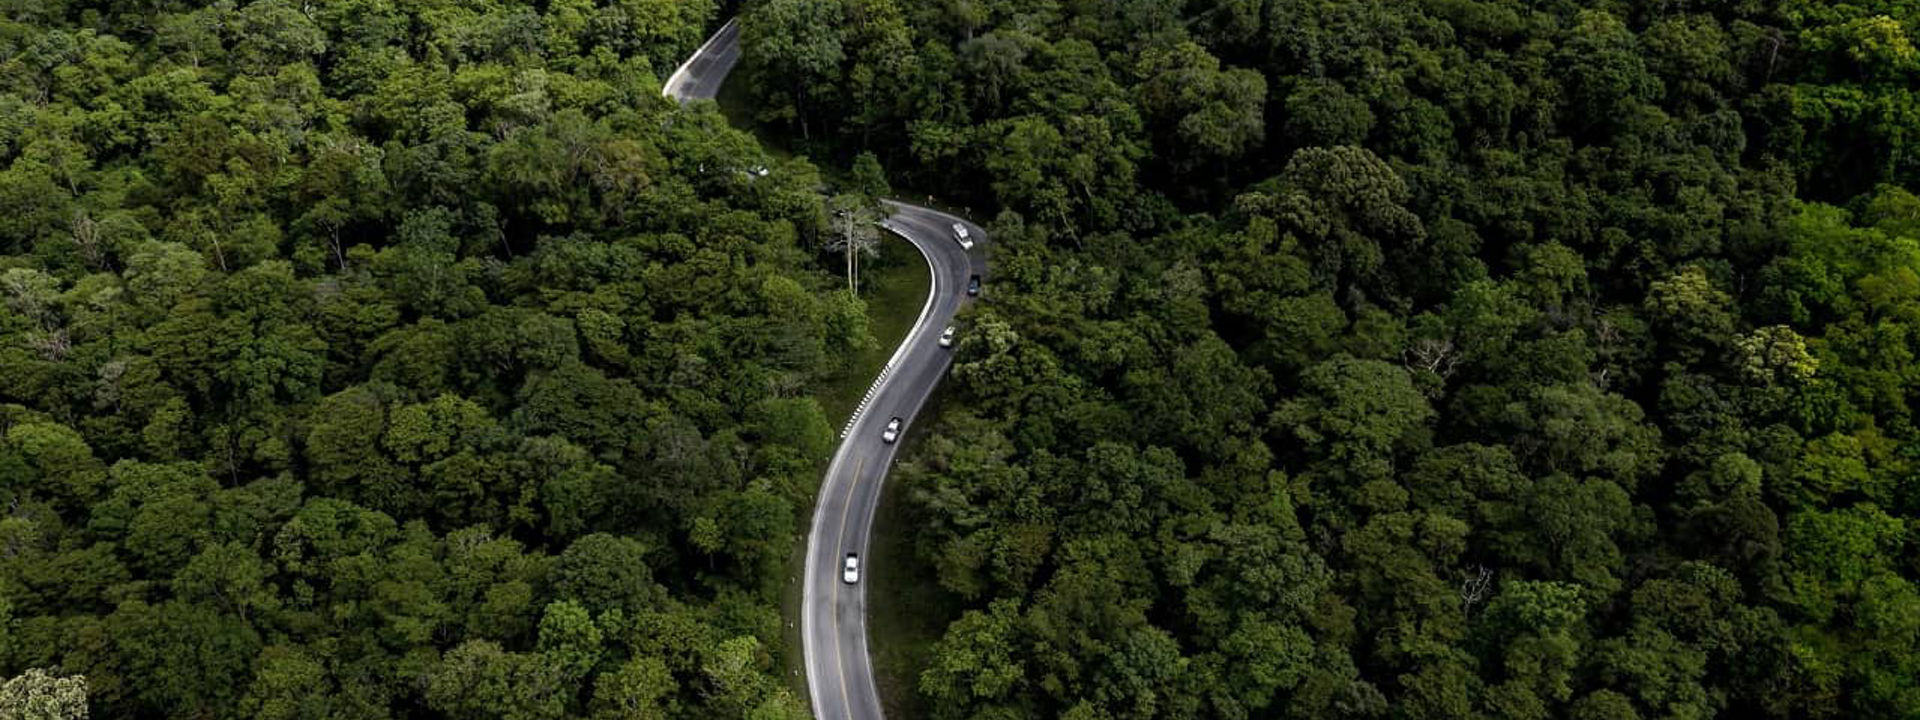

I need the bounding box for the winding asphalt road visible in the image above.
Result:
[666,22,985,720]
[661,18,739,101]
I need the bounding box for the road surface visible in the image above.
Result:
[666,21,986,720]
[662,18,740,101]
[803,204,980,720]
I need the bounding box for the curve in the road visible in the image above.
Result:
[666,23,985,720]
[662,18,740,101]
[838,217,940,441]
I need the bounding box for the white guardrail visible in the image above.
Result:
[838,219,940,438]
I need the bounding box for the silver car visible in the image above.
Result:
[952,222,973,250]
[939,326,956,348]
[882,417,902,444]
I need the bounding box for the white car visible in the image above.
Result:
[939,326,956,348]
[842,554,860,584]
[952,222,973,250]
[881,417,902,444]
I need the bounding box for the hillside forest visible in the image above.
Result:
[7,0,1920,718]
[734,0,1920,717]
[0,1,857,718]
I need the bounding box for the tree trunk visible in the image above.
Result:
[329,228,349,271]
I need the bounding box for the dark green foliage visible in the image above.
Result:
[8,0,1920,714]
[0,3,827,717]
[735,0,1920,716]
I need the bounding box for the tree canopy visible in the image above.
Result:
[11,0,1920,717]
[734,0,1920,716]
[0,2,842,717]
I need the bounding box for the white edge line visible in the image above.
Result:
[662,17,739,99]
[805,212,941,720]
[848,209,970,718]
[839,221,938,434]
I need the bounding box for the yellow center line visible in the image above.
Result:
[831,455,864,716]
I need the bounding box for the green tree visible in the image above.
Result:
[241,646,334,720]
[1136,41,1267,171]
[849,151,891,201]
[741,0,847,139]
[1275,356,1434,477]
[590,656,676,720]
[553,534,666,616]
[538,600,604,681]
[920,597,1027,715]
[426,640,567,720]
[0,669,87,720]
[1283,78,1373,148]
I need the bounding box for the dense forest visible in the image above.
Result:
[0,1,872,718]
[734,0,1920,717]
[9,0,1920,717]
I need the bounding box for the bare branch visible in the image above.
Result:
[1460,565,1494,617]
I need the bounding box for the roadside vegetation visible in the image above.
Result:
[738,0,1920,717]
[0,3,898,718]
[812,235,931,426]
[866,418,961,720]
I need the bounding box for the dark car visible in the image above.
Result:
[966,274,981,297]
